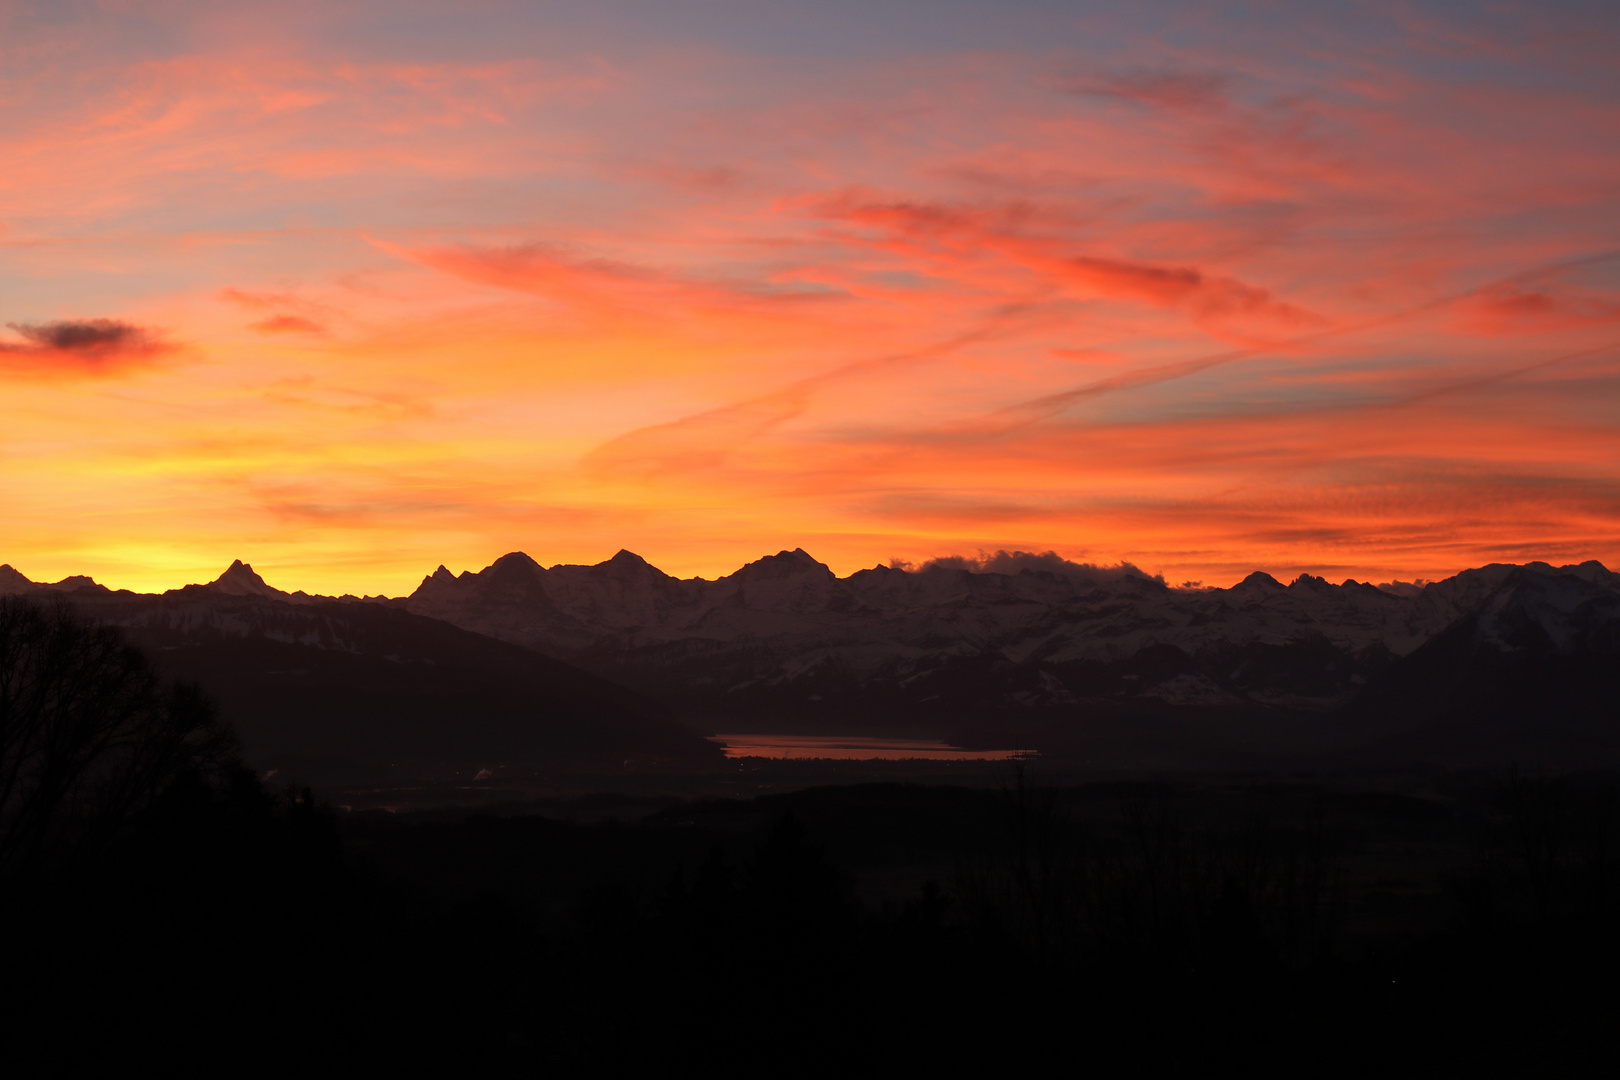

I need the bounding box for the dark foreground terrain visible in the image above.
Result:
[8,767,1620,1075]
[5,595,1620,1075]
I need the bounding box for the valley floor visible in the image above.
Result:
[10,762,1620,1074]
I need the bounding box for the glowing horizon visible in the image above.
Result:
[4,2,1618,597]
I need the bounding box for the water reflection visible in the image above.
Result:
[709,734,1037,761]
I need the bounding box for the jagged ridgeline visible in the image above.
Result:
[4,552,1618,769]
[398,550,1620,762]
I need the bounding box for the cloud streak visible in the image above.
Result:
[1,319,169,376]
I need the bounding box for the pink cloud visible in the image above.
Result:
[1458,285,1620,336]
[250,314,326,335]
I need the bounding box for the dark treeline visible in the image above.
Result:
[4,597,1620,1074]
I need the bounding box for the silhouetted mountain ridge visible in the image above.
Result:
[6,553,1617,765]
[1342,565,1620,761]
[388,550,1620,763]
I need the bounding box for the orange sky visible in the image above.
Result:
[3,1,1618,595]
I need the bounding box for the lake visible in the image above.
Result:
[708,734,1037,761]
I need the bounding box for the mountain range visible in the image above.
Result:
[4,550,1618,770]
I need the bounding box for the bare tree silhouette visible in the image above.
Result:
[0,597,236,880]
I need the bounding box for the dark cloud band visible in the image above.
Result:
[7,319,152,351]
[2,318,167,374]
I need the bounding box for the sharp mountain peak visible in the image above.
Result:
[203,559,283,596]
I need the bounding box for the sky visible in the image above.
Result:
[3,0,1619,595]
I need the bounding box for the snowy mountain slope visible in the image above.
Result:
[9,553,1615,758]
[394,550,1620,727]
[1346,564,1620,761]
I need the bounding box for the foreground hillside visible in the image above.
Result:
[0,562,721,783]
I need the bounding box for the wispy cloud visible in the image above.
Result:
[1061,68,1233,112]
[1,319,170,376]
[1,2,1618,592]
[375,239,840,321]
[250,314,326,335]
